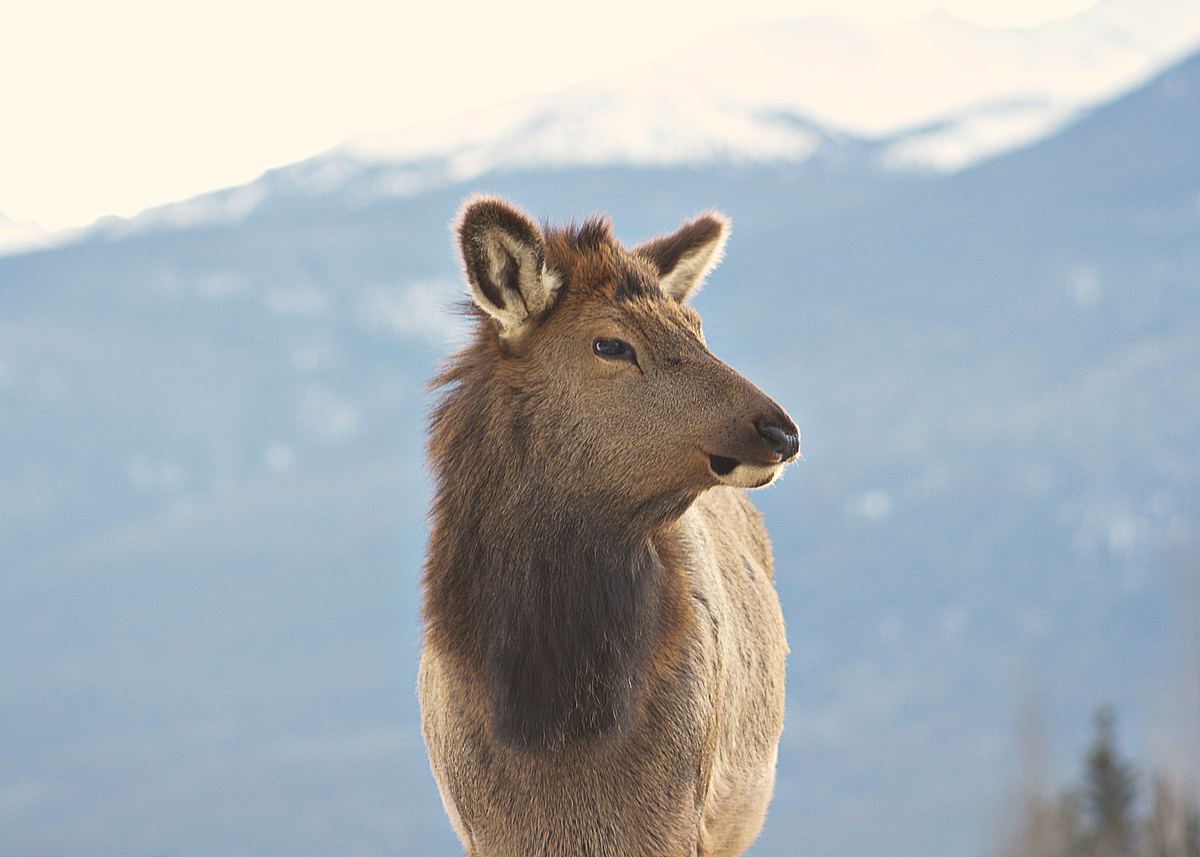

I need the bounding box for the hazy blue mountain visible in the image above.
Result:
[1,48,1198,857]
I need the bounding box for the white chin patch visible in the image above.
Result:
[711,460,784,489]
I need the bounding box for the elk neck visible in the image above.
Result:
[422,340,695,751]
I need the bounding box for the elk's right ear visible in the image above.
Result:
[456,196,561,340]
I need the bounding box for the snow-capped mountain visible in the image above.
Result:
[0,213,54,255]
[7,0,1199,257]
[345,0,1200,174]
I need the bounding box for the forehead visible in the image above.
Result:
[544,217,658,300]
[543,217,705,340]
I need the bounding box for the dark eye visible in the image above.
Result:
[592,338,636,362]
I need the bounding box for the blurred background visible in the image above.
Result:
[2,1,1200,855]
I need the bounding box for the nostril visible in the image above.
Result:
[755,418,800,460]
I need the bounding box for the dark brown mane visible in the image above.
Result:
[422,323,690,750]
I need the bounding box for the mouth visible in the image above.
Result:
[706,453,785,489]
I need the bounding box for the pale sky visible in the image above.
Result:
[2,0,1095,231]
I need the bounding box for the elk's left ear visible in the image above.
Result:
[634,212,730,303]
[456,195,562,340]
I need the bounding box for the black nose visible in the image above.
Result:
[755,417,800,461]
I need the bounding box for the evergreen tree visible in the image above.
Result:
[1083,707,1138,857]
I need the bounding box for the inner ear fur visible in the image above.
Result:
[634,211,730,303]
[456,195,562,338]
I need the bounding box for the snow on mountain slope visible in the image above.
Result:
[347,0,1200,174]
[0,213,55,255]
[8,0,1199,255]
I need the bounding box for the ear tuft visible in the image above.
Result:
[455,195,562,338]
[634,212,730,303]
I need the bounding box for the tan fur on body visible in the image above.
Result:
[420,196,800,857]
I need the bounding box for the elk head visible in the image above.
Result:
[453,195,799,520]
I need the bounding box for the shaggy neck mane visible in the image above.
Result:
[422,320,692,751]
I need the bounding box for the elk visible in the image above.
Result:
[419,196,800,857]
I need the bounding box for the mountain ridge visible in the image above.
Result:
[4,0,1198,256]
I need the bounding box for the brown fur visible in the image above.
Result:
[419,197,799,856]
